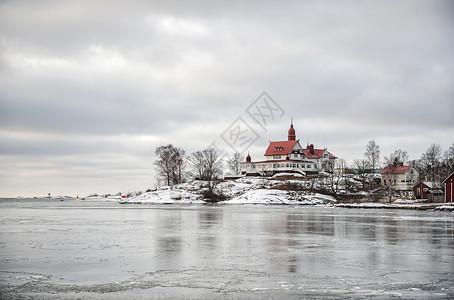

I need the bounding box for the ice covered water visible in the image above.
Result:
[0,198,453,299]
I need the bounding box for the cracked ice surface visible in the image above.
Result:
[0,198,453,299]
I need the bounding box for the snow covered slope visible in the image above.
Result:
[127,177,337,205]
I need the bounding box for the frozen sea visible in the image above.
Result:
[0,198,453,299]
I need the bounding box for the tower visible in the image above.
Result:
[288,119,296,141]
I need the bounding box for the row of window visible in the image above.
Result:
[272,153,331,159]
[401,179,416,183]
[383,179,416,184]
[273,163,315,169]
[244,163,315,169]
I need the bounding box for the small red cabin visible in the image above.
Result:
[413,181,441,200]
[443,172,454,203]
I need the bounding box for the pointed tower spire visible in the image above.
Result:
[246,152,251,163]
[288,118,296,141]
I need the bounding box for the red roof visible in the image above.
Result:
[301,144,336,159]
[302,148,327,159]
[442,171,454,184]
[265,140,298,156]
[379,165,412,174]
[265,140,337,160]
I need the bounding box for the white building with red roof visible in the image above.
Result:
[241,122,337,176]
[378,163,419,191]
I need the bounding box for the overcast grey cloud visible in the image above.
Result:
[1,0,453,197]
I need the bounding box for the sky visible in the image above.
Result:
[1,0,453,197]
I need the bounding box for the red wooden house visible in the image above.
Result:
[413,181,442,200]
[443,172,454,203]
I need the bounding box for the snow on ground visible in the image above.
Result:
[227,189,290,204]
[122,176,452,209]
[126,177,336,205]
[85,195,121,202]
[335,203,388,209]
[129,181,206,204]
[311,193,337,203]
[433,205,454,211]
[393,199,427,204]
[272,172,304,178]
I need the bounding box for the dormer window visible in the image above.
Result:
[274,146,284,151]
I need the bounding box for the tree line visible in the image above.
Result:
[353,140,454,188]
[154,144,243,200]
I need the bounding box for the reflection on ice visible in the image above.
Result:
[0,198,453,299]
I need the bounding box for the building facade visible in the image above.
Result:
[379,163,419,191]
[413,181,443,202]
[442,172,454,203]
[413,181,442,199]
[241,122,336,176]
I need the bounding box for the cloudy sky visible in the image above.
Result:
[1,0,453,197]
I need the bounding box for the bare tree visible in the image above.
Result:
[382,155,399,202]
[442,143,454,177]
[189,147,223,196]
[364,140,380,189]
[391,149,409,165]
[327,158,346,194]
[174,152,186,185]
[420,143,442,182]
[365,140,380,172]
[189,150,205,180]
[155,144,173,186]
[228,153,242,175]
[154,144,186,186]
[354,159,371,189]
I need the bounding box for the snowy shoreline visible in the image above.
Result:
[118,176,453,211]
[122,177,336,205]
[7,176,452,211]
